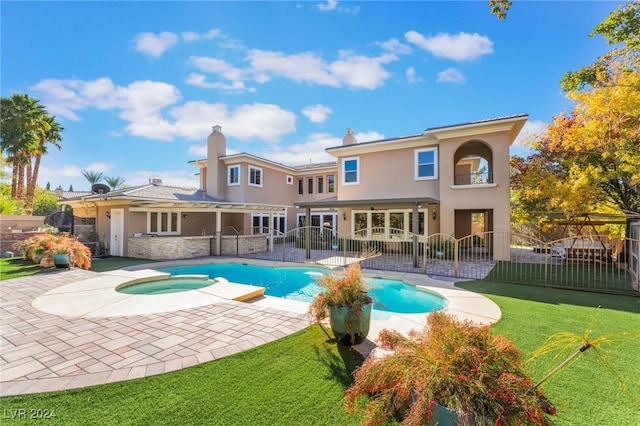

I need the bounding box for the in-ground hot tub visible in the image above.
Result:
[116,275,215,295]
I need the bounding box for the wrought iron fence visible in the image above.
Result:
[226,226,639,295]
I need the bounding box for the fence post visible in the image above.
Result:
[454,238,459,277]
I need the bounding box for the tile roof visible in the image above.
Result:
[65,184,227,203]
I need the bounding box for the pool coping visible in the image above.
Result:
[1,257,500,397]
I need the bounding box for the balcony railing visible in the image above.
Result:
[454,171,493,185]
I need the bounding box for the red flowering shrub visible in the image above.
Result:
[16,233,92,270]
[345,311,555,425]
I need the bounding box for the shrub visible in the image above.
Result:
[15,233,92,270]
[345,311,555,425]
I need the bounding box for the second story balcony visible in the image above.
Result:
[454,171,493,186]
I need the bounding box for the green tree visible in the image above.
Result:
[0,94,63,212]
[560,1,640,91]
[517,65,639,235]
[32,188,60,216]
[488,0,511,20]
[81,170,104,187]
[0,183,24,214]
[26,115,63,210]
[104,176,125,190]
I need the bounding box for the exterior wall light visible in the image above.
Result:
[105,211,111,219]
[432,208,437,220]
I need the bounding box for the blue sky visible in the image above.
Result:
[1,0,616,191]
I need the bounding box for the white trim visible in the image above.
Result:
[342,156,359,185]
[227,164,240,186]
[414,147,438,180]
[451,183,498,189]
[352,209,428,239]
[147,211,181,236]
[109,208,124,256]
[248,165,263,187]
[286,175,293,185]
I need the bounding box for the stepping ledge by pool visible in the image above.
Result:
[32,269,266,318]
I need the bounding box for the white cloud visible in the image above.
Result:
[186,73,251,92]
[85,162,113,173]
[182,29,221,42]
[405,31,494,61]
[187,144,207,158]
[437,67,465,83]
[170,101,296,143]
[317,0,338,11]
[302,104,333,123]
[246,49,392,90]
[257,129,384,166]
[31,77,295,143]
[248,49,340,87]
[513,119,547,149]
[377,38,412,55]
[406,67,422,83]
[31,77,181,133]
[134,32,179,58]
[354,130,384,143]
[263,132,339,165]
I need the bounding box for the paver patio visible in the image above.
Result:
[0,261,500,397]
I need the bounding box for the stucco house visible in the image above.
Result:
[65,114,528,261]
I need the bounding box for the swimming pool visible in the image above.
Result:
[157,263,448,314]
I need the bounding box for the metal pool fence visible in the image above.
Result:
[220,226,639,296]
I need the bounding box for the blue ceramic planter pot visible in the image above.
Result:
[328,301,372,345]
[53,254,70,268]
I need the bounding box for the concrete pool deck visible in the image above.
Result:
[0,258,500,397]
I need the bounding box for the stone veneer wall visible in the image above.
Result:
[216,234,268,256]
[128,236,212,260]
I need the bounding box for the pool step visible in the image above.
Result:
[201,277,266,302]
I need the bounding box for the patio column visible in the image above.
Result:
[306,206,311,260]
[412,202,419,267]
[215,210,222,256]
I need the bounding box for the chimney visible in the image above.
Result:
[206,124,227,197]
[343,128,357,146]
[149,177,163,185]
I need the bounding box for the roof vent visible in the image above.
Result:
[91,183,110,194]
[149,178,163,185]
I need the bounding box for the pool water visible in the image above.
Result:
[117,278,214,295]
[158,263,447,314]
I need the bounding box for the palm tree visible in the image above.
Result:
[0,94,62,211]
[82,170,104,187]
[26,115,63,209]
[104,176,126,190]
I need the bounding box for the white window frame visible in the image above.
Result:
[147,211,180,235]
[286,175,293,185]
[251,212,286,235]
[248,165,263,187]
[227,165,240,186]
[414,147,438,180]
[342,156,360,185]
[351,209,428,239]
[296,211,338,235]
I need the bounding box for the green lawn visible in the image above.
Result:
[0,256,156,280]
[0,326,364,425]
[457,280,640,425]
[1,257,639,424]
